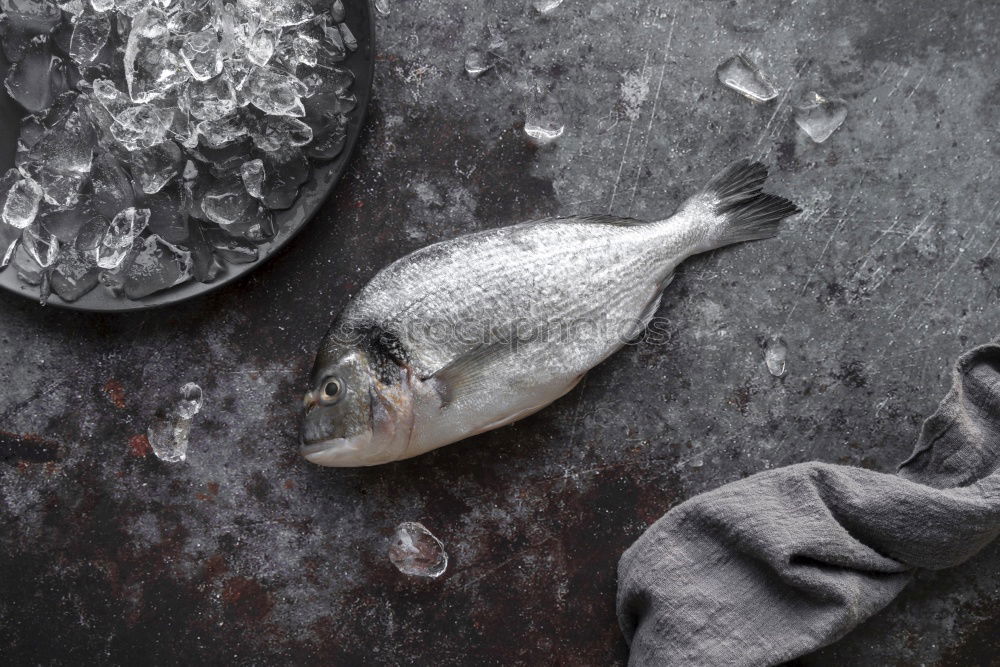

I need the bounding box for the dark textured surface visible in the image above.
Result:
[2,0,999,664]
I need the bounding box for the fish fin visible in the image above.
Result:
[430,325,546,408]
[699,159,801,246]
[560,214,648,226]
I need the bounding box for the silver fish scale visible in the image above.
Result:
[340,216,692,378]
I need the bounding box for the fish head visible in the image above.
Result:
[300,342,415,467]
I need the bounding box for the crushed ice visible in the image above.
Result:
[389,522,448,578]
[0,0,359,303]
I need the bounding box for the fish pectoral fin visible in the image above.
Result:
[429,325,547,408]
[625,274,673,341]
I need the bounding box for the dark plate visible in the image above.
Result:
[0,0,375,312]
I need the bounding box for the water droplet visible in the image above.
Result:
[374,0,390,16]
[764,337,788,377]
[716,54,778,103]
[524,117,565,146]
[793,91,848,144]
[389,522,448,578]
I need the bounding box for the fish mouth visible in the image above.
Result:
[300,437,354,464]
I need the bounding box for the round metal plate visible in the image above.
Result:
[0,0,375,312]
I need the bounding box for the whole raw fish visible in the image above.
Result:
[301,160,799,466]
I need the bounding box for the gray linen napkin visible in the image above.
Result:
[617,343,1000,666]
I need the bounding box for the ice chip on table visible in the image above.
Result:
[130,141,183,194]
[244,66,307,116]
[793,91,848,144]
[1,0,63,34]
[180,28,224,81]
[22,225,61,268]
[374,0,388,16]
[69,11,111,65]
[389,522,448,578]
[122,234,193,298]
[95,207,150,269]
[464,50,491,78]
[241,159,265,199]
[124,8,190,103]
[716,54,778,103]
[147,381,204,461]
[176,382,203,419]
[533,0,563,13]
[764,336,788,378]
[524,117,565,146]
[3,178,43,229]
[4,38,68,113]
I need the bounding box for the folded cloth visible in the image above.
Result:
[617,343,1000,666]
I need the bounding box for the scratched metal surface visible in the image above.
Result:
[2,0,999,664]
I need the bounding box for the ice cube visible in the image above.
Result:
[201,178,254,226]
[243,66,307,117]
[306,119,346,160]
[241,0,313,28]
[90,155,136,220]
[122,234,193,298]
[194,112,249,148]
[69,11,111,65]
[764,336,788,377]
[249,114,313,152]
[50,247,99,301]
[144,182,190,243]
[116,0,154,17]
[1,0,63,34]
[181,74,238,121]
[91,0,114,10]
[39,203,88,242]
[260,151,308,209]
[12,243,45,285]
[388,522,448,578]
[22,224,61,268]
[793,91,848,144]
[111,104,175,150]
[124,8,190,103]
[3,178,43,229]
[176,382,203,419]
[180,28,224,81]
[0,222,22,269]
[243,204,275,243]
[330,0,344,21]
[95,207,150,269]
[240,159,265,199]
[130,141,183,194]
[4,38,69,113]
[204,228,259,263]
[245,27,280,66]
[183,160,198,180]
[338,23,357,51]
[716,54,778,103]
[91,79,132,118]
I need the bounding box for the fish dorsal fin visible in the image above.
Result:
[429,325,546,408]
[559,214,647,226]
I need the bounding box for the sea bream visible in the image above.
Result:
[300,160,800,466]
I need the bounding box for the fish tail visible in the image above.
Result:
[691,159,801,248]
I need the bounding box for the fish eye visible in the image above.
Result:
[319,378,343,405]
